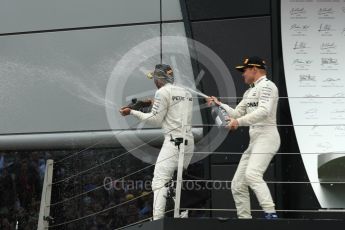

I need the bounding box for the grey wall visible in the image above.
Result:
[0,0,204,136]
[0,0,183,34]
[0,25,159,134]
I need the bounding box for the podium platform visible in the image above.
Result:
[124,217,345,230]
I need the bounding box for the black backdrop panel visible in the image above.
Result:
[186,0,271,21]
[191,16,272,98]
[191,16,272,161]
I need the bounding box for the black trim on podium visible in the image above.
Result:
[124,218,345,230]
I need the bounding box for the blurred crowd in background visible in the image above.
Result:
[0,151,48,230]
[0,149,208,230]
[50,149,155,230]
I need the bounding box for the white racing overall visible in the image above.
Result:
[131,83,194,220]
[220,76,280,218]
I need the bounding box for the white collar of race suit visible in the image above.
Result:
[162,83,172,88]
[253,75,267,86]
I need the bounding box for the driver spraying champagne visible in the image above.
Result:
[119,64,194,220]
[208,56,280,219]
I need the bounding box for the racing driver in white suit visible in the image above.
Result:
[208,56,280,219]
[119,64,194,220]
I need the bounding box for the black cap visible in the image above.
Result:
[235,56,266,72]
